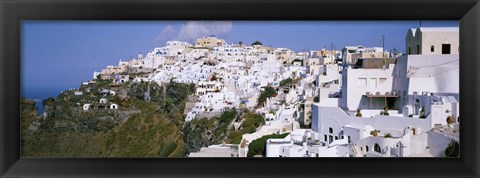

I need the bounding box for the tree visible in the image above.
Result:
[291,59,303,66]
[370,130,380,137]
[251,41,262,46]
[279,78,293,87]
[356,109,362,117]
[445,139,459,157]
[256,87,277,107]
[419,107,426,118]
[247,133,289,157]
[238,41,243,46]
[380,107,389,115]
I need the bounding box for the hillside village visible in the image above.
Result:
[22,27,460,158]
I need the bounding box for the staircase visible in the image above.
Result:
[349,141,362,157]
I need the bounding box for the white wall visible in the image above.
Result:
[428,130,458,157]
[342,66,394,110]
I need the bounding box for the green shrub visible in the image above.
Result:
[279,78,293,87]
[445,139,459,157]
[380,107,389,115]
[356,109,362,117]
[419,108,426,118]
[370,130,380,136]
[256,87,277,107]
[251,41,262,46]
[247,133,289,157]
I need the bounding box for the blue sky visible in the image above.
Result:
[21,21,458,100]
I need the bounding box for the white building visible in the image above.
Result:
[114,75,130,84]
[99,98,108,104]
[342,46,389,64]
[266,129,350,157]
[110,103,118,109]
[302,53,459,157]
[340,59,396,111]
[83,104,91,111]
[189,144,238,157]
[406,27,459,55]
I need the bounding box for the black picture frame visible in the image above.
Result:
[1,0,479,177]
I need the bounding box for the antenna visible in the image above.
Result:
[382,34,385,58]
[331,43,334,63]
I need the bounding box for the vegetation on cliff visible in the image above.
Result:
[21,80,195,157]
[247,133,289,157]
[226,112,265,144]
[21,79,264,157]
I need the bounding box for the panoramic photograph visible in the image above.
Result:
[20,21,459,158]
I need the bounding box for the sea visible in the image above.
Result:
[22,86,65,116]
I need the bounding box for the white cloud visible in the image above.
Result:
[153,21,233,46]
[154,25,176,46]
[177,21,232,42]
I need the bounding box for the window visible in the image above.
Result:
[416,45,420,54]
[358,78,367,87]
[329,127,333,134]
[366,146,369,152]
[348,136,351,143]
[374,144,381,153]
[324,135,327,141]
[442,44,451,54]
[408,47,411,54]
[335,136,338,140]
[431,45,435,52]
[369,78,377,89]
[379,78,387,83]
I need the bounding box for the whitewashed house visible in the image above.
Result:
[83,104,91,111]
[110,103,118,109]
[99,98,108,104]
[406,27,459,55]
[342,46,389,64]
[340,59,396,111]
[303,55,459,157]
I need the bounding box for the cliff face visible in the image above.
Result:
[20,97,39,131]
[21,80,264,157]
[182,109,238,153]
[21,81,195,157]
